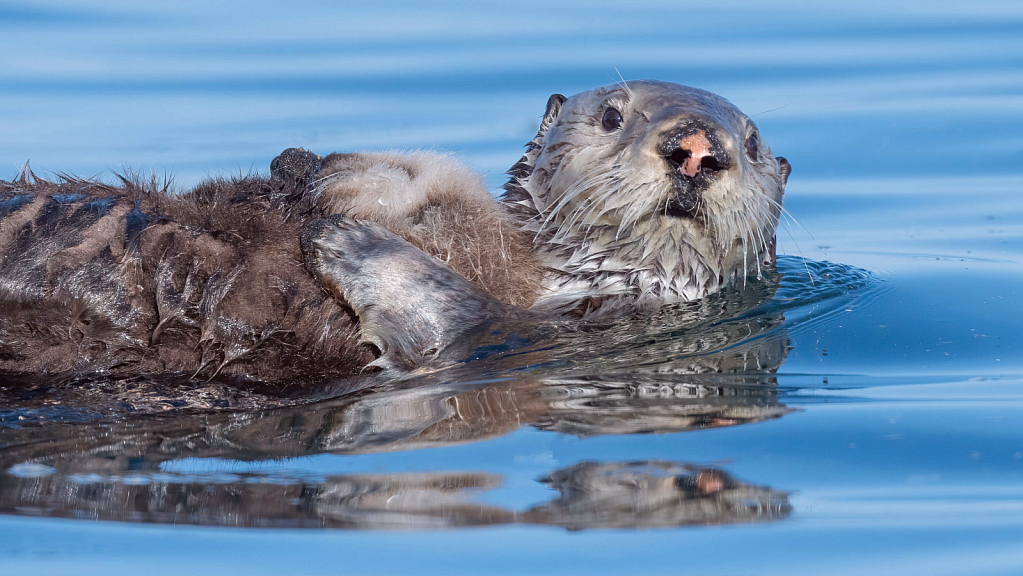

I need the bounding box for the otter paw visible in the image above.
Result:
[300,214,394,290]
[301,215,512,374]
[270,147,322,188]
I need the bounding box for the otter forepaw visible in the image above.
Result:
[270,147,322,188]
[302,215,512,374]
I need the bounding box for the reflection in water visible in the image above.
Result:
[0,259,868,531]
[0,373,791,469]
[0,344,792,530]
[0,460,789,530]
[526,462,790,530]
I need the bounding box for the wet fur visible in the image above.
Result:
[0,169,367,383]
[0,81,788,386]
[0,158,539,384]
[502,81,788,316]
[313,151,542,308]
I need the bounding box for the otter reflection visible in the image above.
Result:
[0,460,789,530]
[525,462,790,530]
[0,370,792,530]
[0,271,793,529]
[0,371,790,467]
[0,285,790,462]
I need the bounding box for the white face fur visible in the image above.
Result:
[502,80,790,314]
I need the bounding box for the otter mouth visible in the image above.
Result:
[662,164,709,220]
[663,195,700,219]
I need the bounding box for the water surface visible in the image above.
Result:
[1,1,1022,574]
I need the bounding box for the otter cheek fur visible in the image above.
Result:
[501,80,790,316]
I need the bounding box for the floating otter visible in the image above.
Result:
[0,81,789,384]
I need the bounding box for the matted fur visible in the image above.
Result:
[0,80,789,386]
[0,158,544,384]
[0,168,376,384]
[313,151,542,307]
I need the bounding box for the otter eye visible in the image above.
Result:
[601,107,623,131]
[745,133,759,161]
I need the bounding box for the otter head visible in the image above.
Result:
[502,80,790,313]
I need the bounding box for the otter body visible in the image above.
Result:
[0,174,369,382]
[0,157,533,382]
[0,81,789,383]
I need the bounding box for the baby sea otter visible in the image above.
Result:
[0,81,789,382]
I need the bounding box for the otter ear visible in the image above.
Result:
[503,93,567,189]
[538,94,566,136]
[777,157,791,186]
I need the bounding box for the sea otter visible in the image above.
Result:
[0,81,789,384]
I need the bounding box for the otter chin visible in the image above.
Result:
[0,80,789,382]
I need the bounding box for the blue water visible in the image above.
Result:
[2,1,1023,574]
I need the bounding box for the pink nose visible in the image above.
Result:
[675,130,713,177]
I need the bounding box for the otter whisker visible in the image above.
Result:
[741,208,764,278]
[773,207,816,284]
[745,212,763,279]
[584,173,628,227]
[759,194,815,281]
[550,173,621,242]
[765,195,813,241]
[554,167,629,241]
[613,68,633,98]
[537,167,616,238]
[741,234,749,288]
[592,188,629,237]
[742,195,769,254]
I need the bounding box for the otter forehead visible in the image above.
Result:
[563,80,748,135]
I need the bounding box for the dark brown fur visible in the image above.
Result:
[0,171,353,385]
[0,149,550,389]
[0,168,375,384]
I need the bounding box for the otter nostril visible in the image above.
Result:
[666,149,691,168]
[666,147,727,177]
[700,155,726,172]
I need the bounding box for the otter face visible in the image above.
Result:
[503,80,790,311]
